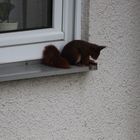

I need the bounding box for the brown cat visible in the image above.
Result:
[61,40,106,66]
[42,45,70,68]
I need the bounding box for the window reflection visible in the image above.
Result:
[0,0,53,33]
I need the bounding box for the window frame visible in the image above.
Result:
[0,0,81,64]
[0,0,63,47]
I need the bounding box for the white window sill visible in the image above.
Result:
[0,60,97,82]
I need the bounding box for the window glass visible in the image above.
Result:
[0,0,53,33]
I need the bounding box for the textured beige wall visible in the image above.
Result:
[88,0,140,139]
[0,0,140,140]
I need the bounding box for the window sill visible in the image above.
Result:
[0,60,97,82]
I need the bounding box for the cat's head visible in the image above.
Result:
[90,44,106,60]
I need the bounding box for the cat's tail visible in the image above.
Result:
[42,45,70,69]
[54,56,70,69]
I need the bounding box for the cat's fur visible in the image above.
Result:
[42,45,70,68]
[61,40,106,66]
[42,40,106,68]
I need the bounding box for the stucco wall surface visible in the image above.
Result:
[88,0,140,140]
[0,0,140,140]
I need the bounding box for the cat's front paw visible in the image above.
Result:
[89,60,97,65]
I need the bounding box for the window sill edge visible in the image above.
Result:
[0,60,97,82]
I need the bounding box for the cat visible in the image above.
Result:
[42,40,106,68]
[61,40,106,66]
[42,45,70,68]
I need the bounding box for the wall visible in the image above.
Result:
[88,0,140,140]
[0,0,140,140]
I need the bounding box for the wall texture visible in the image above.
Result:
[0,0,140,140]
[88,0,140,140]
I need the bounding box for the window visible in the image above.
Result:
[0,0,81,64]
[0,0,53,33]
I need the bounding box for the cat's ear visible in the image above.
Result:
[98,45,106,50]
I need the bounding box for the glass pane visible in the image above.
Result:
[0,0,53,33]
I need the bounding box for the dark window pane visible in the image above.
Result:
[0,0,53,33]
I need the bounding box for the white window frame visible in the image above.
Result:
[0,0,81,64]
